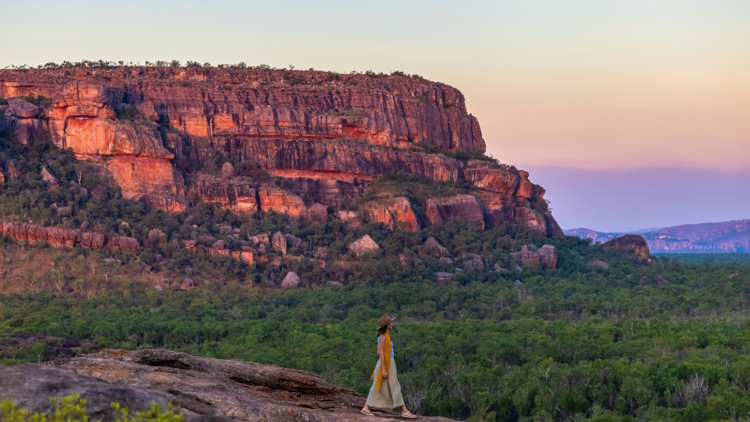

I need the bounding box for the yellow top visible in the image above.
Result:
[370,332,392,392]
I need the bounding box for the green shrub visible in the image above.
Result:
[0,394,182,422]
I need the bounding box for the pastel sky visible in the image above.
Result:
[3,0,749,231]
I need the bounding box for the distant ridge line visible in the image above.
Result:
[565,219,750,253]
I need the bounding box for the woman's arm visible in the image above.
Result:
[377,338,388,378]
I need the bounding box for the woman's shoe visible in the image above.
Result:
[401,410,418,418]
[360,409,375,416]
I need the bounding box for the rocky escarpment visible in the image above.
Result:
[0,67,560,236]
[0,348,461,422]
[0,221,139,252]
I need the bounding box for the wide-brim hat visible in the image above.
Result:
[377,315,397,331]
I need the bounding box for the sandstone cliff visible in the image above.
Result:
[0,66,559,236]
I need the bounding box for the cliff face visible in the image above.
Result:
[0,67,559,235]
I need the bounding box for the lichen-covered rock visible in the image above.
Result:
[348,234,379,257]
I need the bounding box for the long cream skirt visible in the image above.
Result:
[365,358,405,409]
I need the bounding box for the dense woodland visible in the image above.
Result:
[2,127,750,422]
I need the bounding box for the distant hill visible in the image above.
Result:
[565,219,750,253]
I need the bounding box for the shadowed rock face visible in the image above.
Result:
[0,67,560,236]
[35,349,457,422]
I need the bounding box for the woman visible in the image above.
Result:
[361,315,418,418]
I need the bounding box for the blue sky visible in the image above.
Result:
[3,0,749,231]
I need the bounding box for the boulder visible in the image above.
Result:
[148,228,165,242]
[8,98,40,118]
[307,203,328,223]
[281,271,300,288]
[537,245,558,269]
[314,247,328,260]
[221,162,235,178]
[603,235,651,264]
[399,254,410,267]
[337,211,361,227]
[587,260,609,270]
[284,233,302,248]
[420,237,449,258]
[463,258,484,272]
[272,231,287,255]
[348,235,379,258]
[40,167,60,189]
[439,257,454,265]
[655,275,671,286]
[248,233,269,244]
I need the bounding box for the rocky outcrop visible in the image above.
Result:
[603,235,650,264]
[513,208,547,234]
[257,185,307,218]
[0,364,225,422]
[10,349,457,422]
[0,222,138,251]
[273,231,288,255]
[362,197,421,231]
[425,195,485,229]
[510,245,558,269]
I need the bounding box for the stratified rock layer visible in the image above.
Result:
[0,67,560,235]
